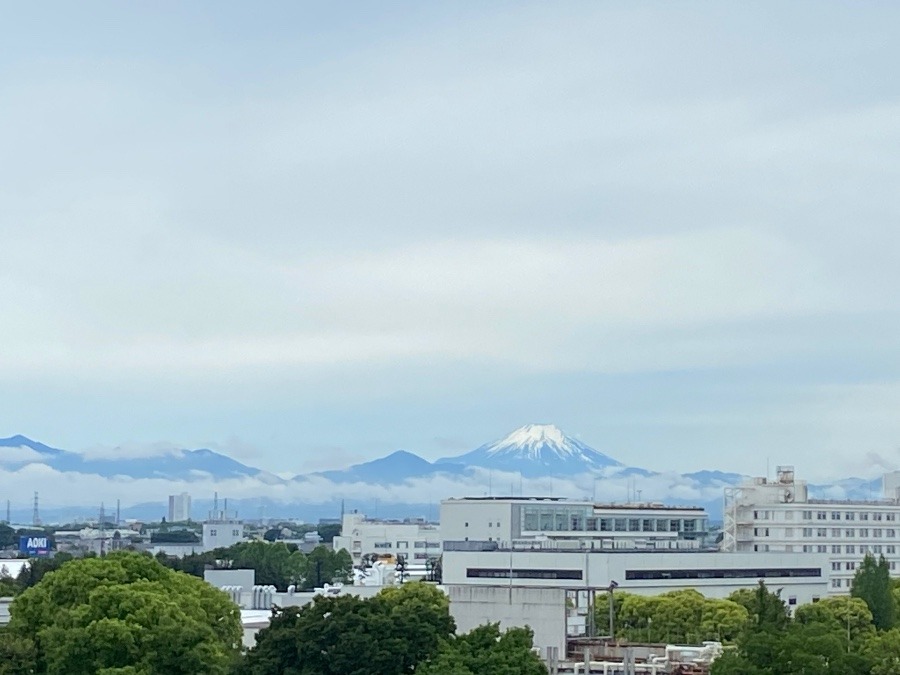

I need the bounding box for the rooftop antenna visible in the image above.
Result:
[115,499,121,526]
[32,491,40,526]
[213,491,219,520]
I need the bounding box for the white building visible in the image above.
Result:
[168,493,192,522]
[441,497,709,551]
[723,466,900,593]
[333,512,441,566]
[442,548,829,657]
[203,520,244,550]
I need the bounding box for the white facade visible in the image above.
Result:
[442,549,830,608]
[333,512,441,565]
[168,493,192,522]
[441,497,709,551]
[203,520,244,550]
[723,466,900,593]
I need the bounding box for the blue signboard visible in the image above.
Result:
[19,535,51,557]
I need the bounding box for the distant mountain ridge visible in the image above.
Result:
[0,427,887,522]
[0,435,267,481]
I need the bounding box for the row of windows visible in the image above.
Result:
[626,567,822,581]
[754,510,897,522]
[372,540,440,549]
[520,508,705,535]
[207,529,241,537]
[753,544,898,555]
[754,527,898,538]
[466,568,584,580]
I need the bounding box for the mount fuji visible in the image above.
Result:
[438,424,624,477]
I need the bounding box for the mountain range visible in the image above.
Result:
[0,425,884,523]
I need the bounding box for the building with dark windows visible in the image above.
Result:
[441,496,711,551]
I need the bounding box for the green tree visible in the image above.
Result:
[8,551,240,674]
[795,596,874,645]
[863,628,900,675]
[239,582,454,675]
[417,624,547,675]
[852,554,895,630]
[300,546,351,591]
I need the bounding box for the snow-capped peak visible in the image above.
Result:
[486,424,575,459]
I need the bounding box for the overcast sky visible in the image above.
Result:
[1,2,899,482]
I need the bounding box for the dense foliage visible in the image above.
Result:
[594,588,750,643]
[238,582,546,675]
[710,573,900,675]
[4,552,241,674]
[157,541,352,591]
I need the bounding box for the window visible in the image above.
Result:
[642,519,653,532]
[846,579,853,587]
[875,513,884,521]
[831,529,841,537]
[888,514,896,522]
[845,529,855,538]
[414,541,426,548]
[614,518,627,532]
[846,562,856,571]
[754,528,770,537]
[802,511,813,520]
[818,545,827,553]
[832,545,841,553]
[831,562,841,571]
[875,545,883,553]
[874,529,883,538]
[587,518,598,531]
[464,522,469,527]
[888,546,897,554]
[803,545,813,552]
[832,579,842,588]
[831,512,841,520]
[888,529,896,538]
[817,528,827,537]
[803,528,813,537]
[374,542,392,549]
[629,519,641,531]
[232,530,240,537]
[209,529,217,536]
[467,568,583,580]
[817,511,827,520]
[846,545,856,554]
[861,513,869,521]
[788,597,797,606]
[860,528,869,538]
[488,522,492,528]
[625,568,822,581]
[845,512,856,521]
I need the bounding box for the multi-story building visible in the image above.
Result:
[167,493,192,522]
[333,512,441,566]
[723,466,900,593]
[440,497,710,551]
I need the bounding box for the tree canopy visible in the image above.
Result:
[238,581,545,675]
[6,551,241,674]
[853,554,895,631]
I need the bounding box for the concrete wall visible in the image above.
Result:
[204,568,256,592]
[447,584,567,656]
